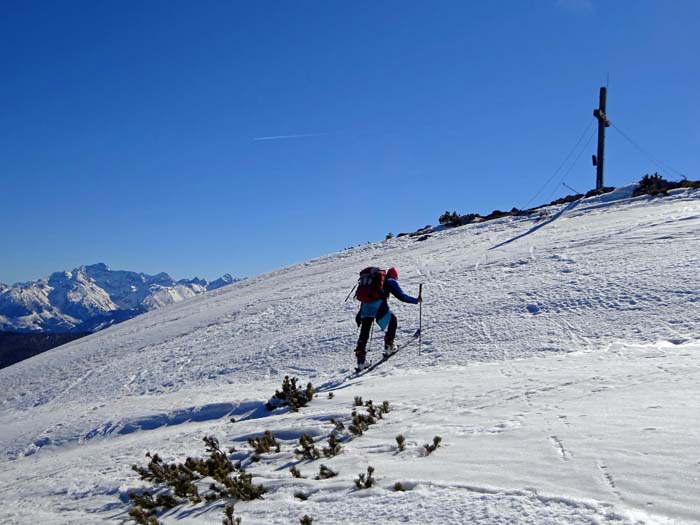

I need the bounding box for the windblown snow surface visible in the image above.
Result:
[1,185,699,524]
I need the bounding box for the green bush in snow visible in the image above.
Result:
[329,417,345,432]
[127,489,177,525]
[128,435,264,525]
[315,464,338,480]
[132,452,200,503]
[295,433,320,460]
[248,430,280,455]
[322,433,342,457]
[354,466,376,489]
[266,376,315,411]
[395,434,406,452]
[423,435,442,456]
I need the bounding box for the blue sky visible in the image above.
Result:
[1,0,698,285]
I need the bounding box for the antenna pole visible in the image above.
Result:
[593,87,611,190]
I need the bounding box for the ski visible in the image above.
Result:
[353,356,388,376]
[352,348,399,375]
[352,329,421,376]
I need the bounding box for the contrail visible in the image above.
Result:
[253,132,328,141]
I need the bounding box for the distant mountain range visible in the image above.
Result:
[0,263,240,333]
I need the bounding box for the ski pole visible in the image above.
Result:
[344,284,357,302]
[418,283,423,355]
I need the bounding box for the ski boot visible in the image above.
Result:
[355,347,369,372]
[383,341,396,358]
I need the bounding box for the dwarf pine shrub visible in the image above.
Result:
[223,503,242,525]
[328,392,334,399]
[365,400,381,419]
[185,436,236,484]
[354,466,375,489]
[393,481,406,492]
[295,434,320,460]
[248,431,280,454]
[128,505,161,525]
[365,400,390,420]
[132,452,201,502]
[329,418,345,432]
[348,411,364,436]
[130,455,199,522]
[349,409,375,435]
[129,491,179,511]
[439,210,460,226]
[133,434,264,512]
[212,470,264,501]
[322,434,342,458]
[128,437,264,525]
[300,516,313,525]
[395,435,406,452]
[315,464,338,480]
[635,172,670,196]
[338,397,393,439]
[440,211,479,227]
[216,460,264,501]
[423,436,442,455]
[290,466,304,479]
[680,179,700,190]
[632,173,700,197]
[127,489,178,525]
[266,376,315,411]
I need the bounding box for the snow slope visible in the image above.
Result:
[1,186,699,524]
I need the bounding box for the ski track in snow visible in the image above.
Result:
[1,187,699,524]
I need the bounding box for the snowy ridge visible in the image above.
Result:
[1,186,699,524]
[0,263,240,332]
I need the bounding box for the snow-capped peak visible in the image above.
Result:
[0,264,241,333]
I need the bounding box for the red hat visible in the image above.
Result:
[387,267,398,279]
